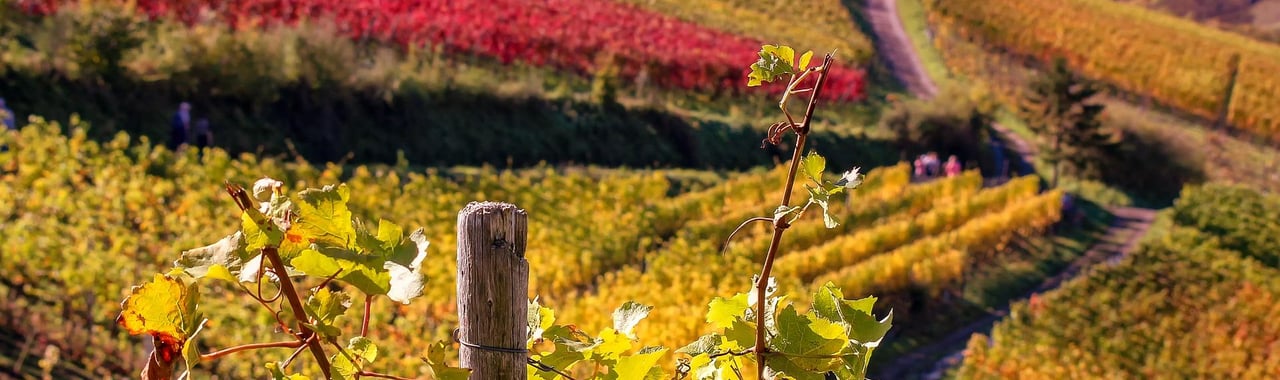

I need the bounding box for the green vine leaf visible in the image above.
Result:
[331,337,378,380]
[292,184,356,247]
[748,45,798,86]
[304,288,351,339]
[425,342,472,380]
[291,220,429,303]
[530,326,587,380]
[614,347,669,380]
[801,151,827,184]
[265,362,310,380]
[174,232,251,281]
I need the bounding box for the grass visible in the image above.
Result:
[894,0,955,90]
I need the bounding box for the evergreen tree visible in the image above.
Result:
[1020,58,1114,188]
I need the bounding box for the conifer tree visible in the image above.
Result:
[1021,58,1114,188]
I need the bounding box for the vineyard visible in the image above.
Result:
[0,115,1061,377]
[615,0,873,63]
[957,185,1280,379]
[922,0,1280,143]
[14,0,868,100]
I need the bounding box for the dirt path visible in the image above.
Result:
[861,2,1165,377]
[865,0,1035,177]
[873,207,1158,379]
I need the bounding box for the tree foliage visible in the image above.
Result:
[1020,58,1115,186]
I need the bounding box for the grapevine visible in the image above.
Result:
[112,45,891,379]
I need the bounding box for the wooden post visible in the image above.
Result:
[456,202,529,379]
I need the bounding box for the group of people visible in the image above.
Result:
[0,98,215,153]
[913,152,962,179]
[169,102,214,152]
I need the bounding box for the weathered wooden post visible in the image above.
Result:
[456,202,529,378]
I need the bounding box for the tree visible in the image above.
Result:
[1020,58,1114,188]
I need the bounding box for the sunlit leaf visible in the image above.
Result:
[529,297,556,345]
[706,293,750,329]
[677,334,721,356]
[801,151,827,183]
[594,328,633,361]
[615,347,668,380]
[613,301,653,339]
[748,44,797,86]
[425,342,472,380]
[117,273,202,376]
[265,362,310,380]
[331,337,378,380]
[293,184,356,247]
[292,245,390,297]
[304,288,351,339]
[798,50,814,71]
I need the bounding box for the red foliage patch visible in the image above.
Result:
[19,0,865,100]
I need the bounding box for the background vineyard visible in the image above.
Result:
[0,120,1060,377]
[924,0,1280,144]
[957,184,1280,378]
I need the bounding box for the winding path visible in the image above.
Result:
[861,0,1160,377]
[864,0,1035,178]
[874,207,1156,379]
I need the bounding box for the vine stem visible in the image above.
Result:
[356,371,414,380]
[361,294,373,337]
[199,340,303,362]
[754,53,834,379]
[263,246,333,379]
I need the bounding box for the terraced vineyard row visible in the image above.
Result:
[0,122,1059,376]
[613,0,873,63]
[923,0,1280,142]
[958,185,1280,379]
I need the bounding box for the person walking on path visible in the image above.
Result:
[0,98,16,131]
[169,102,191,151]
[945,155,962,177]
[914,155,926,180]
[193,118,213,150]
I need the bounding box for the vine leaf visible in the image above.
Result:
[425,342,472,380]
[265,362,309,380]
[798,50,815,71]
[291,220,429,303]
[530,326,586,380]
[117,272,203,379]
[304,288,351,339]
[748,45,798,86]
[801,151,827,183]
[331,337,378,380]
[179,320,207,380]
[615,347,669,380]
[292,184,356,247]
[528,297,556,345]
[812,283,893,348]
[769,305,847,376]
[613,301,653,339]
[174,232,251,281]
[677,334,721,356]
[806,186,840,229]
[706,294,750,329]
